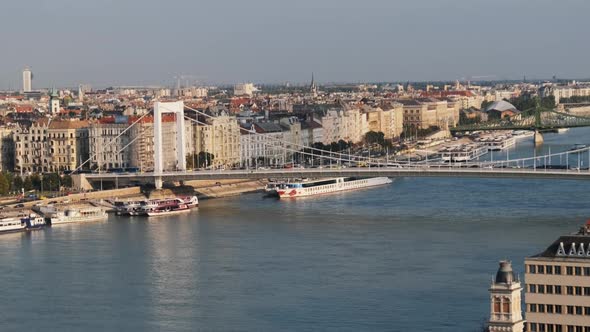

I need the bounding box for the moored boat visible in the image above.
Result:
[178,195,199,208]
[271,177,392,198]
[0,217,26,234]
[145,198,191,217]
[50,207,108,225]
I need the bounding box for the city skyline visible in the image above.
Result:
[2,0,590,88]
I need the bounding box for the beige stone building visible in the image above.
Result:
[399,98,458,131]
[363,103,404,140]
[525,222,590,331]
[193,115,241,168]
[47,119,89,172]
[14,118,51,173]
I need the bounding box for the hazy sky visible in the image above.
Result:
[1,0,589,88]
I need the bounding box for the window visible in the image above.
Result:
[547,304,554,313]
[575,267,582,276]
[567,266,574,275]
[530,304,537,312]
[576,286,582,296]
[547,265,553,274]
[530,285,537,293]
[547,285,554,294]
[539,304,546,313]
[585,307,590,315]
[530,323,537,332]
[567,286,574,295]
[568,305,574,314]
[539,285,546,293]
[585,267,590,276]
[576,306,583,315]
[539,265,545,274]
[556,305,563,314]
[584,287,590,296]
[555,266,562,275]
[530,265,537,274]
[555,285,563,294]
[503,301,510,313]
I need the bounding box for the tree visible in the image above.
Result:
[61,175,73,188]
[12,176,23,192]
[186,152,215,169]
[29,174,41,191]
[42,173,61,191]
[364,131,385,146]
[0,174,9,196]
[23,177,33,191]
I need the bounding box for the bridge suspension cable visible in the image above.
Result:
[72,109,153,173]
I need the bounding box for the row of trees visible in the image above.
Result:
[310,140,353,152]
[559,96,590,104]
[0,173,73,196]
[186,152,215,169]
[510,95,556,114]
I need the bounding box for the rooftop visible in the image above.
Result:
[531,221,590,259]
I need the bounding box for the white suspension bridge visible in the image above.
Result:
[73,101,590,190]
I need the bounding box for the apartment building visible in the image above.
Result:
[194,114,241,168]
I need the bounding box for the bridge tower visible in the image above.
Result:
[533,99,544,145]
[154,101,186,189]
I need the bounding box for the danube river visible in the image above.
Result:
[2,129,590,331]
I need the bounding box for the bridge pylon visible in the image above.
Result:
[534,130,544,145]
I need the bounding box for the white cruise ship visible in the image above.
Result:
[0,217,26,234]
[50,207,107,225]
[272,177,392,198]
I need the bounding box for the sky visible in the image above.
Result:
[1,0,589,89]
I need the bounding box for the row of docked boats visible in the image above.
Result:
[114,196,199,217]
[265,177,392,198]
[0,206,107,234]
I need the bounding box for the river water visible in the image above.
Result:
[2,129,590,331]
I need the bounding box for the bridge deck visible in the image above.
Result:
[83,168,590,182]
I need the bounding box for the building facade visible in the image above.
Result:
[488,260,525,332]
[525,222,590,331]
[194,115,241,168]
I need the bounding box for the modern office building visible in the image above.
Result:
[525,222,590,331]
[22,67,32,92]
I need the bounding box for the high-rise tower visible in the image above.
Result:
[488,260,525,332]
[22,67,32,92]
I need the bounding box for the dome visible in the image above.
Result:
[485,100,517,113]
[495,260,517,284]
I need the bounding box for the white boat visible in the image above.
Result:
[23,214,46,230]
[114,200,145,216]
[512,130,535,139]
[570,144,588,151]
[439,144,487,162]
[178,195,199,208]
[0,217,26,233]
[272,177,392,198]
[145,198,191,217]
[50,207,107,225]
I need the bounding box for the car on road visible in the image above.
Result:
[14,203,25,208]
